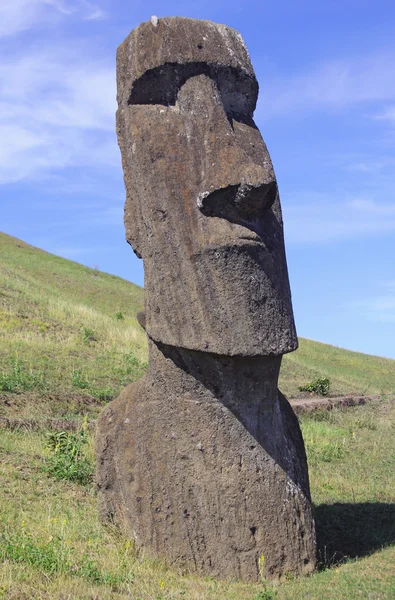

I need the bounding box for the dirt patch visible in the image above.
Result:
[0,395,389,432]
[290,394,382,415]
[0,391,103,420]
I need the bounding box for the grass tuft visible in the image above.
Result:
[1,526,134,587]
[0,357,45,392]
[43,421,93,485]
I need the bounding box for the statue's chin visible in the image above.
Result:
[143,243,298,357]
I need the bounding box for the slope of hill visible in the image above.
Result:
[282,337,394,398]
[0,231,394,419]
[0,232,146,418]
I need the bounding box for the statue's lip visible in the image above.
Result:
[237,235,265,246]
[193,237,267,258]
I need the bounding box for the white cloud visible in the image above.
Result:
[0,45,117,183]
[352,283,395,323]
[374,105,395,125]
[346,157,395,173]
[84,6,106,20]
[258,51,395,119]
[0,124,46,157]
[283,194,395,243]
[347,198,395,214]
[0,0,106,37]
[0,0,113,184]
[0,0,53,37]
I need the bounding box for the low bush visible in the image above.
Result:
[81,326,96,343]
[0,357,44,392]
[299,377,331,396]
[43,420,93,485]
[71,368,89,389]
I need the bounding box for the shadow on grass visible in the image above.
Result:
[315,502,395,567]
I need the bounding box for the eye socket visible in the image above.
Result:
[198,181,277,222]
[128,61,258,122]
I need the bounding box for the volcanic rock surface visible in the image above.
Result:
[96,16,316,581]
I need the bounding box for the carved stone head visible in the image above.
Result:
[116,17,297,356]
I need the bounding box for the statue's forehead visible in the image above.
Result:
[117,17,257,106]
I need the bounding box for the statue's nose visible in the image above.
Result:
[177,73,277,225]
[197,165,277,223]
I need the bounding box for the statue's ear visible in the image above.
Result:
[124,190,145,260]
[137,311,146,330]
[126,235,143,260]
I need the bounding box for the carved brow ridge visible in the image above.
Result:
[128,61,258,118]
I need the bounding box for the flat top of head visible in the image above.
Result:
[117,17,257,106]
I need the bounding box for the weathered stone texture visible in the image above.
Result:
[117,16,297,356]
[97,341,316,580]
[96,16,316,581]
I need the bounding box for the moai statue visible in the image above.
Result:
[96,17,316,581]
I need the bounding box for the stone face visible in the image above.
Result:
[96,16,316,581]
[117,16,297,356]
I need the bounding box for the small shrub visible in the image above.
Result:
[299,377,331,396]
[43,422,93,485]
[90,386,117,401]
[0,371,17,392]
[81,326,96,343]
[1,530,69,576]
[253,590,278,600]
[0,358,44,392]
[71,369,89,389]
[124,351,139,368]
[77,554,127,585]
[115,312,124,320]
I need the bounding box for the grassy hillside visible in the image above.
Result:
[282,338,395,398]
[0,231,394,421]
[1,232,394,597]
[1,398,394,598]
[0,232,146,419]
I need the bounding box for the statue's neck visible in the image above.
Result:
[147,338,282,410]
[144,339,301,485]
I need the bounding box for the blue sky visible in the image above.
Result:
[1,0,395,359]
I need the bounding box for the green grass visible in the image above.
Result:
[0,232,147,419]
[282,338,395,399]
[1,231,395,598]
[1,231,394,423]
[43,422,94,485]
[0,399,394,599]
